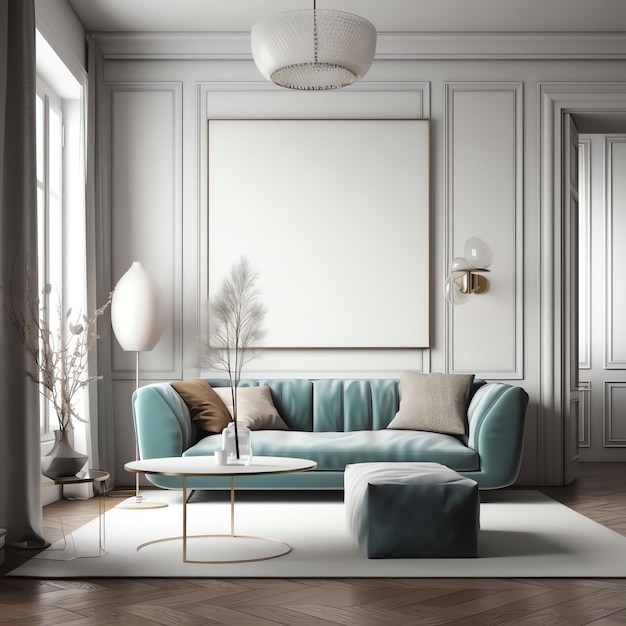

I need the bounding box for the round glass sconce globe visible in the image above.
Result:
[451,256,472,271]
[464,237,492,269]
[444,275,471,305]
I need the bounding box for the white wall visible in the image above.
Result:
[35,0,86,77]
[90,32,626,487]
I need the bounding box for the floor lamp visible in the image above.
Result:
[111,262,168,509]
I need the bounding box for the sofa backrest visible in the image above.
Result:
[206,378,314,431]
[312,379,399,431]
[205,378,485,433]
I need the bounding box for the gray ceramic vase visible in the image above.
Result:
[41,430,88,479]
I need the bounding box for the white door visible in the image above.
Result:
[579,133,626,461]
[563,113,580,484]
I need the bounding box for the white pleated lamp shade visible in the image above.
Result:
[111,262,164,352]
[251,9,376,90]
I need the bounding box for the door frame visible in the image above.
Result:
[539,82,626,485]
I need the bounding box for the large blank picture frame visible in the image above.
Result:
[208,119,430,349]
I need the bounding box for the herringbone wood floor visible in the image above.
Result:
[1,463,625,625]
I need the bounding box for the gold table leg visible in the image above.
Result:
[137,473,292,564]
[183,476,188,562]
[230,476,235,536]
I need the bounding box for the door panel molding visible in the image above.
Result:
[578,380,591,448]
[605,137,626,368]
[604,381,626,447]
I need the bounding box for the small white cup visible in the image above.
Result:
[214,450,227,465]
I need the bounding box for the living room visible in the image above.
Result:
[46,0,626,490]
[2,0,626,620]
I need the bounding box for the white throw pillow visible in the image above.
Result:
[214,386,289,430]
[386,372,474,436]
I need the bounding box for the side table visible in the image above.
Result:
[125,456,316,563]
[38,469,109,560]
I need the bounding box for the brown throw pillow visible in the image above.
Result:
[214,386,289,430]
[171,379,231,435]
[386,372,475,436]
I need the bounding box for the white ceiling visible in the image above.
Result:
[67,0,626,34]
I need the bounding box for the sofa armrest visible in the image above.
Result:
[132,383,195,459]
[465,383,529,489]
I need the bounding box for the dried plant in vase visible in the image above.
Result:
[203,257,266,462]
[9,271,111,476]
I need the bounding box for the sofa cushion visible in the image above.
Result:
[184,429,480,472]
[387,372,475,436]
[170,379,231,436]
[214,386,289,430]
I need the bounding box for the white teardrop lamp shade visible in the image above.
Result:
[111,262,164,352]
[464,237,493,269]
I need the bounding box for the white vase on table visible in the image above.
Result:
[221,422,253,466]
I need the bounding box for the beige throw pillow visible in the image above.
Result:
[170,379,232,435]
[387,372,475,436]
[214,386,289,430]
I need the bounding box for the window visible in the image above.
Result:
[36,79,64,434]
[35,31,85,437]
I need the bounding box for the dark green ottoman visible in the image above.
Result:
[345,462,480,559]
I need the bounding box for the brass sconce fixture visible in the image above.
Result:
[445,237,492,305]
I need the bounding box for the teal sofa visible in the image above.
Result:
[132,378,528,491]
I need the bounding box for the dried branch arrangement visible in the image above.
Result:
[203,257,267,455]
[9,271,111,432]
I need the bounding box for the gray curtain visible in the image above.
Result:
[85,35,116,483]
[0,0,48,549]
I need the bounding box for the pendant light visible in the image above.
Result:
[251,0,376,90]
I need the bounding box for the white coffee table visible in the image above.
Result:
[124,456,316,563]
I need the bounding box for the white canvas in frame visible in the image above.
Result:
[208,119,429,349]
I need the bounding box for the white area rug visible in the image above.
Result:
[10,490,626,578]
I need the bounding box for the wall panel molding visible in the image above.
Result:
[201,81,430,118]
[188,82,432,376]
[93,31,626,61]
[108,81,183,380]
[445,82,523,378]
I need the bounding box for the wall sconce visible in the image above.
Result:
[445,237,492,305]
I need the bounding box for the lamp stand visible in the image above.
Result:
[117,351,168,510]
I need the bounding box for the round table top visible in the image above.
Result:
[124,456,317,478]
[48,469,110,485]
